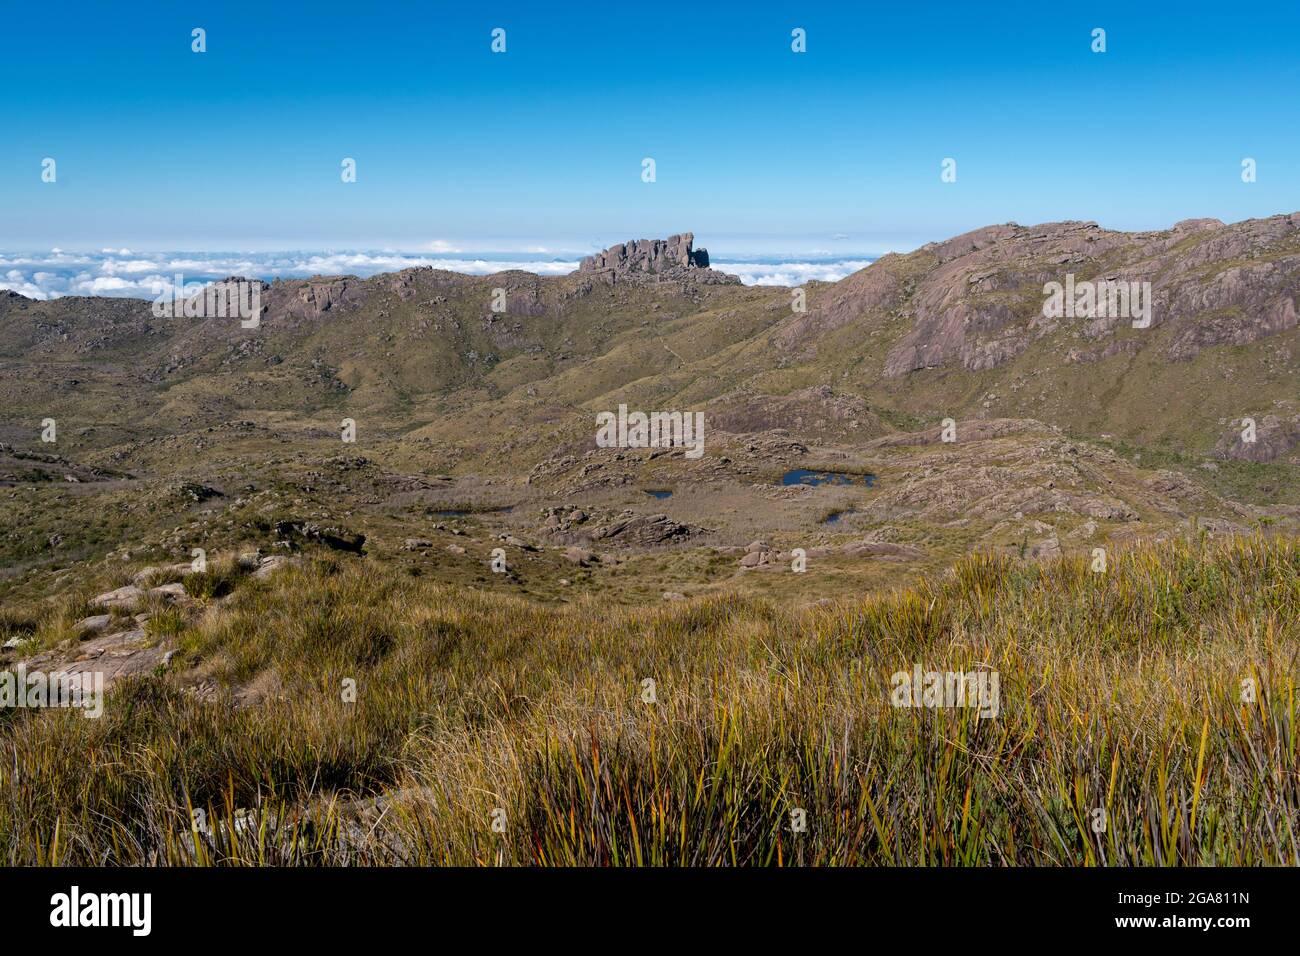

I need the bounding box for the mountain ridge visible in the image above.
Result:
[2,213,1296,462]
[1,212,1295,604]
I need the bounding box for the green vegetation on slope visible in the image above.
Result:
[1,534,1296,865]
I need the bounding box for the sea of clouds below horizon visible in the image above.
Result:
[0,250,875,301]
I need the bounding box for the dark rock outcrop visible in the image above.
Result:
[577,233,739,284]
[585,512,704,546]
[539,506,706,547]
[274,520,367,553]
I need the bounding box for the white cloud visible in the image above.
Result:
[422,240,462,253]
[714,260,873,285]
[71,274,159,295]
[100,258,166,275]
[1,270,50,299]
[0,249,873,299]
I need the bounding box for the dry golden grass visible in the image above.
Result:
[0,533,1296,865]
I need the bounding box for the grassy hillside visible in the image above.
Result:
[1,533,1296,866]
[4,217,1297,482]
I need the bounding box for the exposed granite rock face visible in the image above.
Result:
[585,512,704,546]
[775,214,1300,376]
[294,277,354,315]
[581,233,704,272]
[89,585,146,610]
[577,233,739,284]
[774,257,902,354]
[1213,414,1300,463]
[15,628,173,691]
[536,505,706,547]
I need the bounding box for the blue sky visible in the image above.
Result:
[2,0,1297,256]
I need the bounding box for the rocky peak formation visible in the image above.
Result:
[577,233,738,284]
[775,213,1300,378]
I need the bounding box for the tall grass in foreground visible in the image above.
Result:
[0,534,1296,865]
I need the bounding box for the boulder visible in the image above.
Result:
[253,555,293,579]
[89,585,145,610]
[74,614,114,635]
[131,566,162,586]
[585,513,703,547]
[150,582,188,601]
[562,546,593,566]
[62,628,171,688]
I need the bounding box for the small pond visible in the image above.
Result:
[643,489,674,500]
[781,469,876,488]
